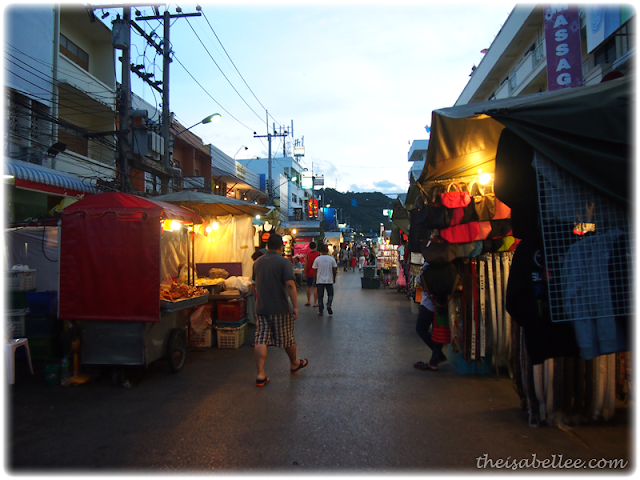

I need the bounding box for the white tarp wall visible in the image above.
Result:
[160,215,255,279]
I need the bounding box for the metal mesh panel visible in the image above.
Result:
[534,152,633,322]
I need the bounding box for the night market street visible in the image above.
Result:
[7,269,631,473]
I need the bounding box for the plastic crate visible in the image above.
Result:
[8,291,31,310]
[7,270,37,291]
[216,323,248,349]
[215,316,247,328]
[447,345,492,375]
[27,314,61,337]
[189,327,212,348]
[27,291,57,316]
[216,299,246,322]
[7,309,28,337]
[361,276,380,289]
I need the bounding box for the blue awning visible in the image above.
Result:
[5,161,99,194]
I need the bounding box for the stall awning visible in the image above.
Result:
[5,160,99,196]
[419,75,631,204]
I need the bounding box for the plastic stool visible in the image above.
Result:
[6,338,34,384]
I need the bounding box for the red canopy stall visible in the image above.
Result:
[59,192,206,373]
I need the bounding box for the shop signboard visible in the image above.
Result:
[543,5,583,90]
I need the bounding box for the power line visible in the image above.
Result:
[184,18,266,125]
[200,9,278,127]
[172,53,256,133]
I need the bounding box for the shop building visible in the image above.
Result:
[4,5,112,221]
[457,4,634,105]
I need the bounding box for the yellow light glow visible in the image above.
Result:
[212,222,219,230]
[170,220,181,231]
[205,225,212,234]
[256,215,261,220]
[163,220,172,231]
[292,229,297,234]
[479,173,492,185]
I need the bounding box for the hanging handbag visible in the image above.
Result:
[487,219,512,239]
[440,182,471,209]
[427,183,446,207]
[432,308,452,344]
[440,221,492,244]
[449,197,479,226]
[421,262,460,302]
[421,236,457,265]
[471,181,511,221]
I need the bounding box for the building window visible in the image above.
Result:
[292,193,297,203]
[594,36,617,66]
[60,34,89,71]
[57,124,88,157]
[195,169,199,176]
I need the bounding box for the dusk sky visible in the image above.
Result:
[117,0,515,194]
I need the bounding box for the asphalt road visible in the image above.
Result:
[6,267,633,474]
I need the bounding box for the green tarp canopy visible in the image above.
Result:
[418,75,632,204]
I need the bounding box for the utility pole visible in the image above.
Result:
[254,110,287,206]
[118,6,131,192]
[135,6,202,194]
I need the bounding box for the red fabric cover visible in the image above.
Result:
[60,210,160,322]
[58,192,201,323]
[63,192,202,224]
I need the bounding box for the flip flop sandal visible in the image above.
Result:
[256,377,270,387]
[290,358,308,374]
[305,303,311,307]
[414,361,430,370]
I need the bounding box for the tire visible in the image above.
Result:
[167,328,187,373]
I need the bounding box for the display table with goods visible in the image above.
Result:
[376,244,398,287]
[59,193,207,375]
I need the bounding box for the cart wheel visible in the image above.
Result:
[167,328,187,373]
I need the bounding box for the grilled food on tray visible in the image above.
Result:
[160,281,208,301]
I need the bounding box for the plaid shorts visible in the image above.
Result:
[255,313,296,348]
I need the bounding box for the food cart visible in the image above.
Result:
[58,192,207,374]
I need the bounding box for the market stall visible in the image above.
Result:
[59,192,207,373]
[413,75,631,424]
[153,191,269,337]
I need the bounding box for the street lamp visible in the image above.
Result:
[234,145,248,159]
[174,113,221,137]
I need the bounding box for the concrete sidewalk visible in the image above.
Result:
[7,268,633,473]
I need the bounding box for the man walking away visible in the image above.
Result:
[339,245,347,271]
[304,242,320,307]
[252,234,308,387]
[313,243,338,316]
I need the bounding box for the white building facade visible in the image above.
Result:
[456,4,634,106]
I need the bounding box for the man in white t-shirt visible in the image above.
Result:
[312,243,338,316]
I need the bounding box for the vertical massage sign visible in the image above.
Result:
[544,5,583,91]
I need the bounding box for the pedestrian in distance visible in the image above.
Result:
[357,245,366,271]
[339,245,348,271]
[313,243,338,316]
[252,234,308,387]
[349,247,357,272]
[413,261,447,371]
[304,242,320,307]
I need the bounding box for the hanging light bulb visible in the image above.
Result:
[212,221,219,230]
[292,229,297,234]
[205,225,212,234]
[479,173,492,185]
[170,220,181,231]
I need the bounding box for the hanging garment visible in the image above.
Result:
[505,236,580,364]
[560,229,629,359]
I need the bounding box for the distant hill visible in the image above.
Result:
[319,188,394,234]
